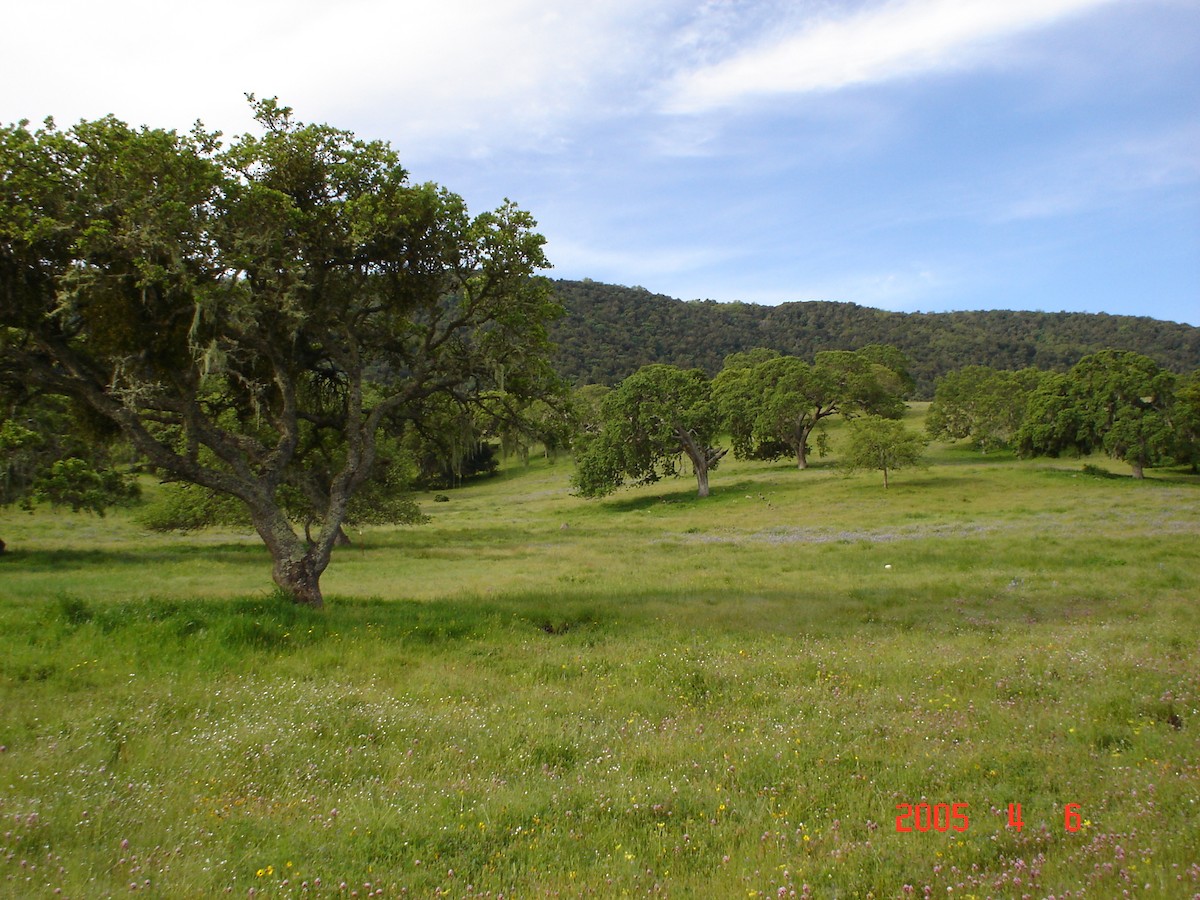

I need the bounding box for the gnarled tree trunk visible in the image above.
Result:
[271,550,325,607]
[252,504,330,608]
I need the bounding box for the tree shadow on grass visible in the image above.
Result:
[1038,464,1199,486]
[1,542,267,574]
[927,445,1020,466]
[598,486,707,512]
[23,590,522,654]
[598,479,772,512]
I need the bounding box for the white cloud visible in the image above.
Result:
[287,0,655,152]
[2,0,679,155]
[663,0,1123,114]
[6,0,1128,158]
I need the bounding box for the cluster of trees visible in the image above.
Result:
[926,351,1200,478]
[572,345,923,498]
[549,280,1200,397]
[0,100,562,605]
[572,346,1200,499]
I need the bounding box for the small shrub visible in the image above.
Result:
[136,483,250,532]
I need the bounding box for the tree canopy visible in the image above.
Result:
[1015,351,1175,478]
[1171,370,1200,473]
[0,99,561,605]
[572,364,725,499]
[713,347,911,469]
[0,389,138,551]
[925,365,1045,451]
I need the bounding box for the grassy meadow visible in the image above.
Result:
[2,411,1198,898]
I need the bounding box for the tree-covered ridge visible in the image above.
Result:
[548,279,1200,397]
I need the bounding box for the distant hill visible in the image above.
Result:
[548,279,1200,397]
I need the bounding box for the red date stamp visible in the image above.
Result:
[895,802,1084,833]
[895,802,970,833]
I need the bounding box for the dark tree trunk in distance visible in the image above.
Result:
[677,425,727,498]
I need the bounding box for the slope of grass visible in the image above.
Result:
[1,437,1198,898]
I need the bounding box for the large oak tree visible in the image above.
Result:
[925,365,1045,451]
[1015,350,1175,479]
[0,100,560,605]
[1171,370,1200,473]
[571,364,725,499]
[713,346,911,469]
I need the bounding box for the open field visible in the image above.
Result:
[2,424,1198,898]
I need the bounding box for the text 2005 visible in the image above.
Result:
[895,802,970,833]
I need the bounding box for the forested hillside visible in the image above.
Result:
[549,279,1200,396]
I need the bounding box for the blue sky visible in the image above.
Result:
[4,0,1198,324]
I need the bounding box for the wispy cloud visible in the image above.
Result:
[982,123,1200,223]
[663,0,1122,114]
[546,235,739,285]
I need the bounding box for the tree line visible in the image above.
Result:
[548,279,1200,398]
[570,346,1199,501]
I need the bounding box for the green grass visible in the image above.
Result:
[1,434,1198,898]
